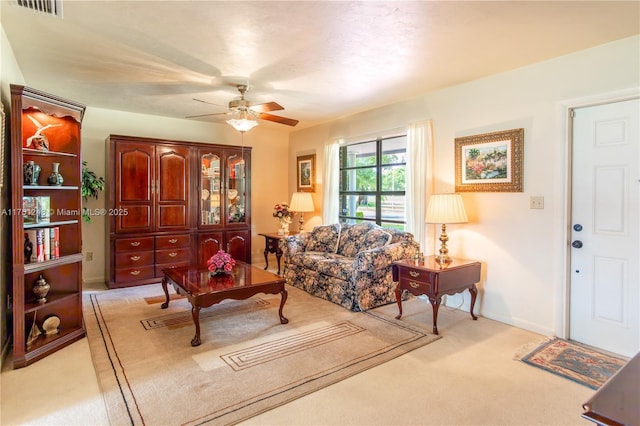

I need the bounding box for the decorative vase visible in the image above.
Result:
[23,160,41,186]
[279,218,291,235]
[47,162,64,186]
[209,269,229,277]
[32,274,50,304]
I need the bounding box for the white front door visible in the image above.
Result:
[569,98,639,357]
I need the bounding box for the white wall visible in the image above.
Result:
[289,35,640,336]
[81,108,290,284]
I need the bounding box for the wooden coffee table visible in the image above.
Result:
[161,262,288,346]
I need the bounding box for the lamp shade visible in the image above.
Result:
[226,110,258,133]
[425,193,468,224]
[289,192,314,212]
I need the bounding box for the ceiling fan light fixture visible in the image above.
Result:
[226,110,258,133]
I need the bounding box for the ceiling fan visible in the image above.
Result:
[187,84,298,131]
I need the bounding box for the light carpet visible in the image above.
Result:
[84,284,440,425]
[519,337,627,390]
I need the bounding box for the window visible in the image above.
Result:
[339,134,407,230]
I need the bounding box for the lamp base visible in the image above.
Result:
[298,214,305,232]
[436,224,451,265]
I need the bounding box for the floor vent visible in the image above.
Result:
[15,0,63,17]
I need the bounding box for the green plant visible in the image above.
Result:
[81,161,105,223]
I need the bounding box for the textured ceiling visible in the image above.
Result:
[2,1,639,131]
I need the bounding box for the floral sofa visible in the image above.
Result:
[281,222,420,311]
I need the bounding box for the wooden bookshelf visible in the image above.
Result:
[9,85,86,368]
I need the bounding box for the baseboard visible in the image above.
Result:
[482,310,554,337]
[82,276,109,289]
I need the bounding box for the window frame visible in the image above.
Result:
[338,134,407,228]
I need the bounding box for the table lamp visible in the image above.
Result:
[289,192,314,231]
[425,193,468,265]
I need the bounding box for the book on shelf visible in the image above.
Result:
[22,196,51,224]
[24,227,60,263]
[37,196,50,223]
[52,227,59,259]
[36,229,45,262]
[43,229,50,261]
[23,196,37,224]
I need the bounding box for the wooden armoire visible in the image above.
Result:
[106,135,251,288]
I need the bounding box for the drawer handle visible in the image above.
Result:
[169,252,178,257]
[409,281,420,289]
[169,239,178,244]
[409,271,420,278]
[130,255,141,261]
[130,241,141,247]
[130,270,141,276]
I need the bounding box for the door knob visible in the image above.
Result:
[572,240,583,248]
[573,224,583,232]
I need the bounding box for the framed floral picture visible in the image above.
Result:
[297,154,315,192]
[455,128,524,192]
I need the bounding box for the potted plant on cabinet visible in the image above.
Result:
[81,161,105,223]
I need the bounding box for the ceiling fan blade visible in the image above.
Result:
[250,101,284,113]
[186,111,231,119]
[258,112,299,127]
[192,98,226,107]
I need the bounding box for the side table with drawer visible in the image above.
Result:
[392,256,481,334]
[258,232,298,275]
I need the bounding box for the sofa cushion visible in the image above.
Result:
[362,228,392,250]
[336,222,376,257]
[387,228,415,244]
[288,251,343,269]
[315,257,356,281]
[305,223,341,253]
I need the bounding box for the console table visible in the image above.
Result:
[258,232,297,275]
[392,256,481,334]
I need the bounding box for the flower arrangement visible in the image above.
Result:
[273,202,295,234]
[207,250,236,275]
[273,202,294,220]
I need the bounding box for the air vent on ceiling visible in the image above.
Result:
[16,0,63,17]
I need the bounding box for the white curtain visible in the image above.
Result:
[405,119,434,253]
[322,140,341,224]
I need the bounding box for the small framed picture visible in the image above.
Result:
[455,128,524,192]
[297,154,315,192]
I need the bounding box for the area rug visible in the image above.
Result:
[519,337,627,390]
[84,284,440,425]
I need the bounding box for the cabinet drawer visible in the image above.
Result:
[115,236,154,252]
[155,247,191,264]
[115,251,154,268]
[115,265,155,282]
[400,278,432,294]
[156,234,190,249]
[398,268,433,284]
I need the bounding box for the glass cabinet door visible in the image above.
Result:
[226,153,246,225]
[201,153,221,226]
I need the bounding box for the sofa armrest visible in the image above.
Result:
[353,241,420,272]
[280,233,311,257]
